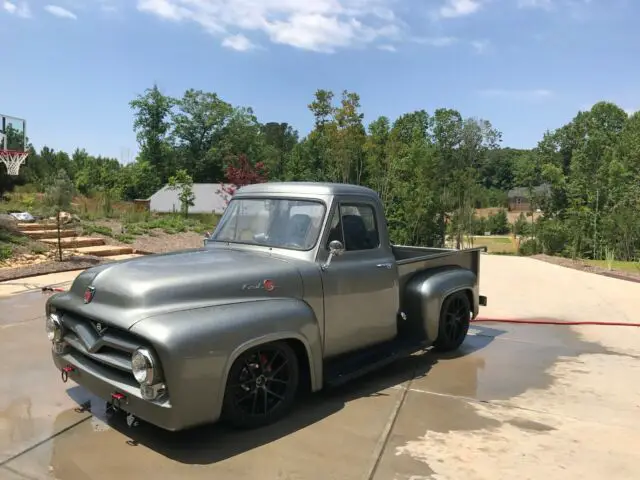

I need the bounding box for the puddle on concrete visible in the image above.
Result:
[370,320,632,478]
[0,291,49,327]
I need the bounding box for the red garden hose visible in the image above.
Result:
[472,317,640,327]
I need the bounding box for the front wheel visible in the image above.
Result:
[222,341,299,429]
[432,291,471,352]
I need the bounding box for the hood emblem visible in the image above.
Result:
[242,279,276,292]
[84,286,96,304]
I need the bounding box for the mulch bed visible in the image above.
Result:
[0,255,112,282]
[532,254,640,284]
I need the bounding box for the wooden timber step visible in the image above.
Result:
[40,237,105,248]
[74,245,135,257]
[17,223,59,231]
[24,229,77,240]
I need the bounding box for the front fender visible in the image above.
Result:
[130,298,322,428]
[403,266,478,343]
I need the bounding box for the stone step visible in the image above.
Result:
[74,245,135,257]
[17,223,59,231]
[40,237,105,248]
[24,229,77,240]
[108,254,144,261]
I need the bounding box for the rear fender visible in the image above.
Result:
[402,266,478,343]
[130,298,322,427]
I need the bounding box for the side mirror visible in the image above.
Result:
[322,240,345,271]
[203,232,211,246]
[329,240,345,256]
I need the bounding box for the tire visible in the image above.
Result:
[222,341,299,429]
[432,291,471,352]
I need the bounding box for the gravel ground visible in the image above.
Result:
[532,253,640,283]
[131,230,204,253]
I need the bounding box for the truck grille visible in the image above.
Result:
[58,310,142,380]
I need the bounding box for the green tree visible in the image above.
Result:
[44,169,75,261]
[167,169,195,217]
[130,84,175,184]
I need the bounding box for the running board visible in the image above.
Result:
[324,339,428,388]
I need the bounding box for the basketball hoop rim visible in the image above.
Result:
[0,149,29,176]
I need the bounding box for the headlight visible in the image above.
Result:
[131,348,159,386]
[46,313,63,342]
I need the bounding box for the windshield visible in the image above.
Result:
[211,198,326,251]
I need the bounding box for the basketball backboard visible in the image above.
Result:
[0,113,28,175]
[0,113,26,151]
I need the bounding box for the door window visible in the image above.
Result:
[326,203,380,251]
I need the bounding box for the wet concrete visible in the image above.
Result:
[1,254,640,479]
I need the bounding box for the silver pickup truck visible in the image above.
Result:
[45,182,487,431]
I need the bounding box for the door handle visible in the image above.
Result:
[376,263,393,269]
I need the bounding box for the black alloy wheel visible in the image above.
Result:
[433,291,471,352]
[223,341,299,429]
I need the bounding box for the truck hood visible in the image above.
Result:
[54,248,304,330]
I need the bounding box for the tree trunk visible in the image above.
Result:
[56,211,63,262]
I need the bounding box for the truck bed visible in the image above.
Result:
[392,245,487,292]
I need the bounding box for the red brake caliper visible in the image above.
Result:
[260,354,271,373]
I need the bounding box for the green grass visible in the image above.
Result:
[81,223,113,237]
[584,259,640,273]
[470,236,517,254]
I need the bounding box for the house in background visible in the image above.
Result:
[149,183,235,214]
[507,183,551,212]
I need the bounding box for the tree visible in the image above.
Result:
[130,84,175,184]
[167,169,195,217]
[43,170,75,262]
[219,154,269,203]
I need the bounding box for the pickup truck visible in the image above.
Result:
[45,182,487,431]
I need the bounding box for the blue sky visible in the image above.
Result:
[1,0,638,162]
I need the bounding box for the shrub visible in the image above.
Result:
[518,238,541,256]
[537,219,568,255]
[0,244,12,261]
[486,210,510,235]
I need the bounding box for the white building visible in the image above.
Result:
[148,183,235,215]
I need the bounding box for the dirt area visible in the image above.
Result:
[532,254,640,283]
[0,255,109,282]
[476,207,542,223]
[0,230,205,282]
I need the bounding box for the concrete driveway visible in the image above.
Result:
[1,255,640,480]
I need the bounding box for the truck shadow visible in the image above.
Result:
[65,325,504,465]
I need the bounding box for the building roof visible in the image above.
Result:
[148,183,234,214]
[507,183,551,199]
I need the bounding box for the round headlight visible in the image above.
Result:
[46,313,63,342]
[131,348,156,385]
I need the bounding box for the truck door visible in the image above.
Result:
[320,199,399,358]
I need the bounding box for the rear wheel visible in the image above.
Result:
[433,291,471,352]
[222,341,299,429]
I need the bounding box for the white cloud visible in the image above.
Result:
[44,4,77,19]
[136,0,403,53]
[517,0,554,9]
[378,44,396,51]
[222,33,256,51]
[438,0,484,18]
[480,88,553,99]
[414,36,458,47]
[470,38,490,53]
[3,0,31,18]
